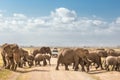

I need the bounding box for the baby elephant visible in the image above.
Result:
[34,54,47,66]
[105,56,119,71]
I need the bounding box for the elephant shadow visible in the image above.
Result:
[88,69,107,74]
[14,69,50,73]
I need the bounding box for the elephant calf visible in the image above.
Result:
[105,56,118,71]
[34,54,47,66]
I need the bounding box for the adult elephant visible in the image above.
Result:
[11,44,21,70]
[73,48,90,72]
[1,43,13,69]
[56,48,79,71]
[33,47,51,55]
[86,52,104,70]
[73,48,103,72]
[1,43,21,70]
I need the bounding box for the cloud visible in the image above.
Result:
[0,7,120,45]
[0,7,120,35]
[51,7,77,23]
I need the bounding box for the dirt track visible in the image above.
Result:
[8,58,96,80]
[3,58,120,80]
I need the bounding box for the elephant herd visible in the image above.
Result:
[0,43,120,73]
[56,48,120,72]
[0,43,51,71]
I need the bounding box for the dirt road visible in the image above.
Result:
[7,58,96,80]
[5,58,120,80]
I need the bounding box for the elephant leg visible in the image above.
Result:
[48,59,51,66]
[65,64,69,70]
[38,61,41,66]
[106,65,110,71]
[2,56,6,67]
[35,60,37,66]
[13,63,17,71]
[99,58,104,70]
[72,62,75,69]
[5,57,11,69]
[11,58,15,70]
[55,61,60,70]
[80,61,85,72]
[95,63,100,70]
[74,56,80,71]
[43,59,47,66]
[85,63,90,72]
[112,65,115,71]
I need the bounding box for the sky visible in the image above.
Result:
[0,0,120,47]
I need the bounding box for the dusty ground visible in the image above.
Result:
[2,58,119,80]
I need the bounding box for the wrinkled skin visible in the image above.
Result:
[56,48,78,71]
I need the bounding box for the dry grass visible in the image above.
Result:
[0,69,12,80]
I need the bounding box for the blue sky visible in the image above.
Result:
[0,0,120,47]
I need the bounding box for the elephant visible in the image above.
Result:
[34,54,47,66]
[11,44,22,70]
[56,48,78,71]
[1,43,15,69]
[1,43,21,71]
[105,56,118,71]
[73,48,104,72]
[32,47,52,57]
[19,48,34,68]
[86,52,104,70]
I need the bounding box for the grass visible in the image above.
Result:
[0,69,12,80]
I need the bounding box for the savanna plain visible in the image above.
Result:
[0,47,120,80]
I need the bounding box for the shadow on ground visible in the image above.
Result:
[14,69,50,73]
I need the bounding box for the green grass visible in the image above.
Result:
[0,69,12,80]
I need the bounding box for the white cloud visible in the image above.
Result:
[0,8,120,46]
[13,13,27,19]
[116,17,120,24]
[51,7,76,23]
[0,8,119,35]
